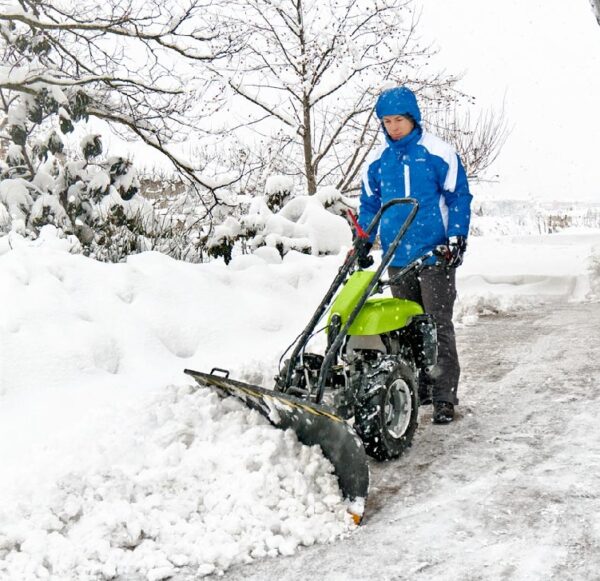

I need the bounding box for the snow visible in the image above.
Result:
[32,167,56,194]
[265,175,294,196]
[223,300,600,580]
[0,385,350,580]
[0,203,10,228]
[215,194,353,259]
[5,145,26,167]
[2,1,599,576]
[96,188,156,234]
[87,171,110,194]
[275,196,352,256]
[0,238,358,580]
[29,194,71,230]
[81,134,101,151]
[210,216,242,244]
[0,179,33,223]
[0,225,599,579]
[456,233,600,316]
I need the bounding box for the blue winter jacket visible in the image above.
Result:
[358,87,472,267]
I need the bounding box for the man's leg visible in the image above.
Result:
[387,267,433,404]
[388,266,421,302]
[417,266,460,406]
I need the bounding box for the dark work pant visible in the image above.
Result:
[388,265,460,405]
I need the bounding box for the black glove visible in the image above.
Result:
[447,236,467,267]
[355,239,374,269]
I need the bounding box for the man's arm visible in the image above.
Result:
[358,158,382,243]
[443,155,472,238]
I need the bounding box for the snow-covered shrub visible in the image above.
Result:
[0,125,157,261]
[0,179,33,223]
[205,176,353,263]
[0,63,161,262]
[264,174,294,212]
[315,186,357,218]
[206,217,242,264]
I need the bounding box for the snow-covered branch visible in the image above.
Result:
[0,3,222,60]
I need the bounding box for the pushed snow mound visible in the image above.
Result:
[0,384,355,580]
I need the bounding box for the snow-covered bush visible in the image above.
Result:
[0,127,159,261]
[264,175,294,212]
[206,176,353,263]
[0,1,242,262]
[0,15,159,262]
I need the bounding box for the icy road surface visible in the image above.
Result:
[216,301,600,581]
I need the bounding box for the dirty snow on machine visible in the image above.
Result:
[186,198,443,520]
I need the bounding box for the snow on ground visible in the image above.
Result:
[0,226,599,580]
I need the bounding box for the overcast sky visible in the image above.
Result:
[419,0,600,200]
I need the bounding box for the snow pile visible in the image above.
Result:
[456,232,600,320]
[587,242,600,299]
[0,240,355,580]
[0,385,351,581]
[277,195,351,256]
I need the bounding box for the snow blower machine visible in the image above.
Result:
[185,198,443,523]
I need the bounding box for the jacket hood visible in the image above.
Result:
[375,87,421,125]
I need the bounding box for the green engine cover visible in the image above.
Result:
[329,271,424,336]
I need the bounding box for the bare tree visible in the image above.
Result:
[214,0,467,195]
[427,106,510,182]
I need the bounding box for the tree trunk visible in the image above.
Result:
[302,96,316,194]
[296,0,316,194]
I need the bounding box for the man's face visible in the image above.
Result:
[382,115,415,141]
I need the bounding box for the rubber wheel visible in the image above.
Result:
[355,359,419,461]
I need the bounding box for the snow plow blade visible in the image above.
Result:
[184,368,369,523]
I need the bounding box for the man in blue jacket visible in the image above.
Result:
[358,86,472,424]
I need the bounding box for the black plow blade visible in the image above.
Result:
[184,368,369,524]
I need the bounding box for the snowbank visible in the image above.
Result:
[456,232,600,321]
[0,233,354,581]
[1,227,599,579]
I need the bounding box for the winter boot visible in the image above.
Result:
[432,401,454,424]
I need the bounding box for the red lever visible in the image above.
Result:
[347,209,369,239]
